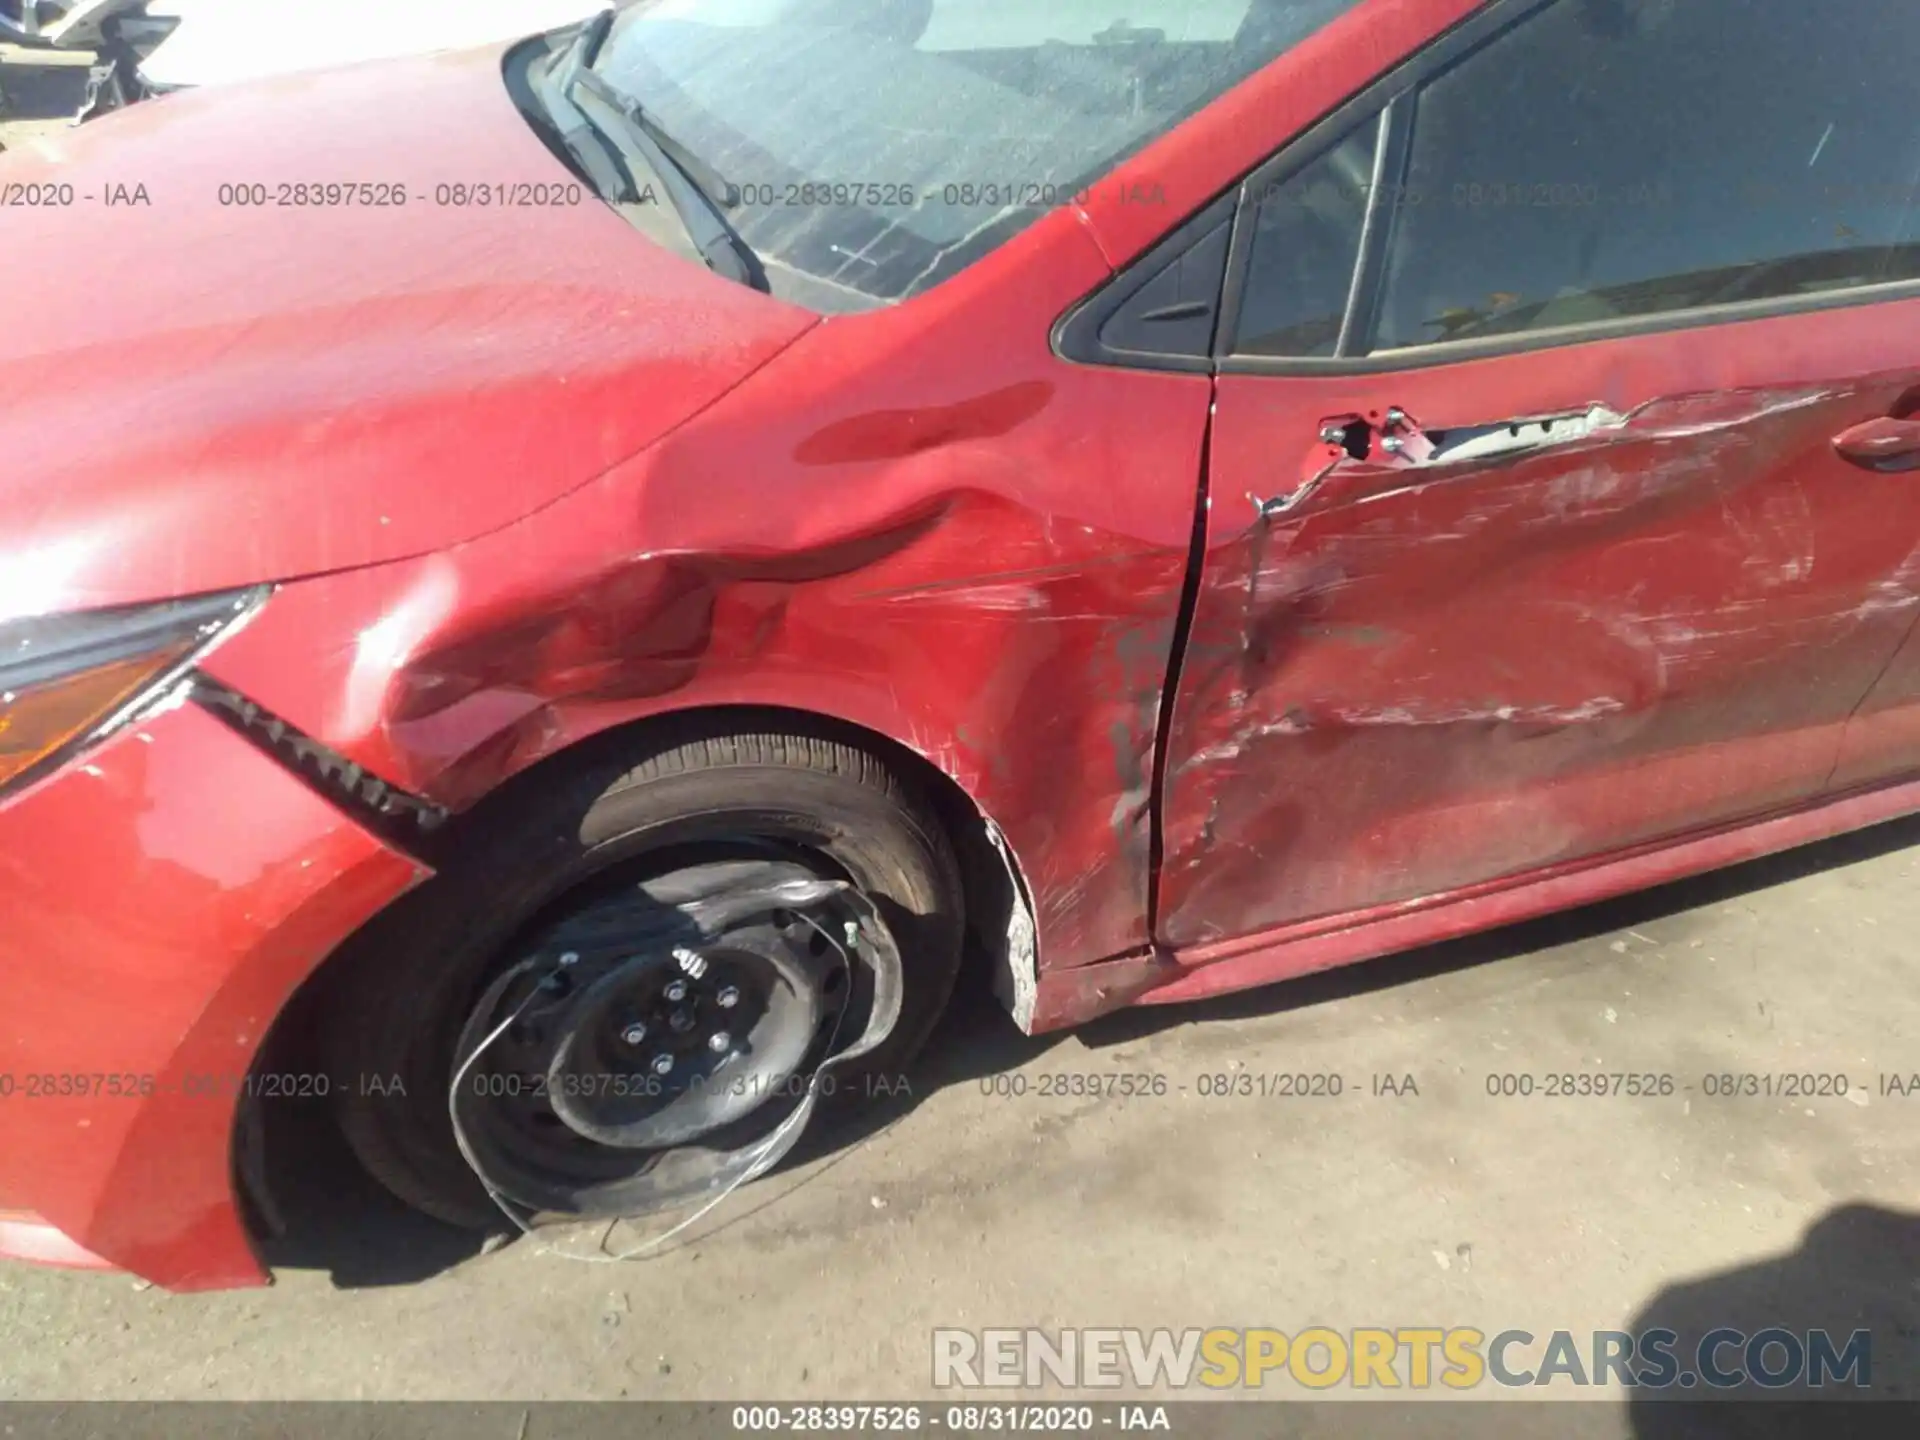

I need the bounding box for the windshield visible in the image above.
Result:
[590,0,1365,308]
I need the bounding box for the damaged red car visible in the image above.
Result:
[4,0,1919,1289]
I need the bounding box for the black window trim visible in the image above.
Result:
[1050,0,1920,377]
[1215,98,1411,360]
[1217,0,1920,377]
[1236,271,1920,376]
[1049,0,1504,374]
[1051,191,1239,373]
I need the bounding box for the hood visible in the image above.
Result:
[0,43,817,622]
[131,0,604,89]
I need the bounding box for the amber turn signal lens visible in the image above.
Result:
[0,587,266,797]
[0,651,192,789]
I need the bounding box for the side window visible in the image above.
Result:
[1371,0,1920,352]
[1233,118,1380,357]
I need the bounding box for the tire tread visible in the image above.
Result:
[325,717,959,1229]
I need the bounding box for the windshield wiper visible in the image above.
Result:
[553,5,615,88]
[527,8,630,205]
[574,68,740,216]
[567,66,765,290]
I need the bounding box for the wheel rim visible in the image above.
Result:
[447,851,895,1220]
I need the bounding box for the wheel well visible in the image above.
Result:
[239,704,1041,1246]
[429,705,1039,1019]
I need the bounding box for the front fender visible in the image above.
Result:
[0,700,425,1289]
[203,234,1211,978]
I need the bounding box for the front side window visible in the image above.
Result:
[1230,0,1920,361]
[592,0,1366,308]
[1372,0,1920,352]
[1233,118,1379,356]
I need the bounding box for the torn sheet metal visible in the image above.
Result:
[1161,367,1920,951]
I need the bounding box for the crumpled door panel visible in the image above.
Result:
[1162,356,1920,952]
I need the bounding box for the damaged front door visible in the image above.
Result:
[1162,364,1920,948]
[1155,0,1920,949]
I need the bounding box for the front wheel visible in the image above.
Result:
[324,722,966,1229]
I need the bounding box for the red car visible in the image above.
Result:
[3,0,1918,1290]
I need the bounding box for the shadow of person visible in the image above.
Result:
[1627,1203,1920,1438]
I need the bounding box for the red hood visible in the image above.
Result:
[0,44,816,621]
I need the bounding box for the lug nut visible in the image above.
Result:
[670,1008,696,1034]
[716,986,740,1009]
[663,979,688,1003]
[650,1053,674,1076]
[621,1022,648,1046]
[672,946,708,978]
[707,1031,732,1054]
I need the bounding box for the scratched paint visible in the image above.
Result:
[1160,371,1920,950]
[204,236,1213,975]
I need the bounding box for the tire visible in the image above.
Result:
[323,718,965,1229]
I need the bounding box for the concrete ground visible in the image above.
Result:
[4,814,1920,1426]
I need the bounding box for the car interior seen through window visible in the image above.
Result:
[1237,0,1920,360]
[1234,119,1379,357]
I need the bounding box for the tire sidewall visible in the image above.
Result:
[330,748,963,1227]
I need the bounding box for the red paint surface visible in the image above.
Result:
[204,264,1209,967]
[0,45,815,621]
[8,0,1920,1288]
[0,703,423,1290]
[1139,768,1920,1010]
[1161,329,1920,948]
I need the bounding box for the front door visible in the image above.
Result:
[1156,0,1920,949]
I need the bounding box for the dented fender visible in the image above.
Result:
[203,230,1213,1000]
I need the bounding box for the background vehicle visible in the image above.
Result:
[0,1,153,143]
[0,0,599,145]
[2,0,1918,1289]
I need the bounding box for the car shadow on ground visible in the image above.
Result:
[257,810,1920,1290]
[252,1094,495,1287]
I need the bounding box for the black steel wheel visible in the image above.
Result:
[324,721,965,1229]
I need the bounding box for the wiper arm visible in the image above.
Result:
[553,5,615,89]
[575,68,740,215]
[528,8,629,204]
[568,68,765,290]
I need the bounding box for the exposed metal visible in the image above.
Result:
[448,856,903,1222]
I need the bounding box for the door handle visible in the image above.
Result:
[1255,401,1637,520]
[1834,417,1920,473]
[1255,408,1430,517]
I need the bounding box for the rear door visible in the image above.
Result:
[1157,0,1920,949]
